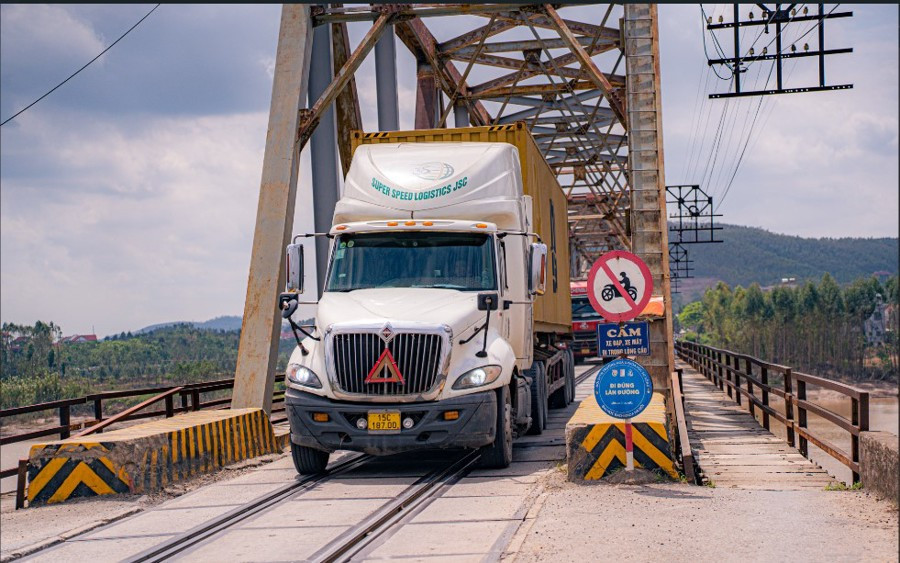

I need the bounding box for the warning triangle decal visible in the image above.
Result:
[365,348,405,384]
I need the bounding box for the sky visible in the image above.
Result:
[1,4,897,337]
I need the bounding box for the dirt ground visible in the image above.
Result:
[511,469,899,562]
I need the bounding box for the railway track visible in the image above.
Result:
[24,363,602,563]
[125,453,375,562]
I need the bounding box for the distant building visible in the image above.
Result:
[864,295,888,346]
[59,334,98,344]
[9,335,30,351]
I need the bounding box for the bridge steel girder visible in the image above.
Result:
[623,4,675,404]
[236,3,672,409]
[232,5,313,413]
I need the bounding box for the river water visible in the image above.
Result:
[744,388,898,485]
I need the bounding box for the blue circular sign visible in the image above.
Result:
[593,358,653,419]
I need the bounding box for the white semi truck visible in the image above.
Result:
[279,123,574,472]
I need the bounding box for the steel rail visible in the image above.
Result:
[574,362,603,386]
[124,453,374,563]
[311,450,482,563]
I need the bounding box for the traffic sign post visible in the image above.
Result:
[586,250,653,323]
[593,358,654,472]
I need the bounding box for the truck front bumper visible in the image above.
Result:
[285,388,497,456]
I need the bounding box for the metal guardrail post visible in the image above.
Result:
[15,459,28,510]
[851,392,869,483]
[59,404,71,440]
[797,378,808,457]
[94,398,103,430]
[784,368,795,447]
[744,357,754,417]
[165,394,175,417]
[760,366,770,430]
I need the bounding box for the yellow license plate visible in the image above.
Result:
[581,348,590,354]
[367,411,401,432]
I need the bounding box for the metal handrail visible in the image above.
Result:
[0,372,287,480]
[675,340,870,483]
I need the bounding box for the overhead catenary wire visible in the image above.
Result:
[715,9,833,211]
[0,4,161,127]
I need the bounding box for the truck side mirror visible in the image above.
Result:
[529,243,547,296]
[285,243,304,294]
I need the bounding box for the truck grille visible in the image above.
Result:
[331,332,444,396]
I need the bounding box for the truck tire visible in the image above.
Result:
[291,442,329,475]
[526,362,547,435]
[479,385,512,468]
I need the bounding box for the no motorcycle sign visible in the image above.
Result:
[586,250,653,322]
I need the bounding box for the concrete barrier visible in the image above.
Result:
[27,408,279,506]
[565,392,676,481]
[860,431,899,506]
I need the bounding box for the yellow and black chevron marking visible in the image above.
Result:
[565,392,677,481]
[27,409,277,506]
[487,125,515,131]
[27,443,131,505]
[568,422,677,480]
[364,132,390,139]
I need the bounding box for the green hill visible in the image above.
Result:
[673,224,898,302]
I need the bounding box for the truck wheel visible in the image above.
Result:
[291,442,329,475]
[526,362,547,435]
[479,385,512,468]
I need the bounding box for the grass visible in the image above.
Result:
[825,481,864,491]
[705,480,717,488]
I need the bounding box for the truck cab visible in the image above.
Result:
[280,126,575,473]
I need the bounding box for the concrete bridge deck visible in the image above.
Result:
[679,361,836,489]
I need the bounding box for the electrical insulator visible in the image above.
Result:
[762,46,768,55]
[749,12,754,19]
[718,15,723,23]
[804,43,809,51]
[792,8,797,16]
[707,16,712,24]
[791,44,796,52]
[749,47,755,56]
[803,6,809,15]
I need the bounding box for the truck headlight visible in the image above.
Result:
[286,363,322,389]
[452,365,502,390]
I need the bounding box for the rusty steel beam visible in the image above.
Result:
[543,4,627,126]
[415,63,439,129]
[395,17,493,126]
[298,10,392,148]
[331,16,363,176]
[438,18,516,53]
[449,34,616,55]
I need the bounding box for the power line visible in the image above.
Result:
[0,4,161,127]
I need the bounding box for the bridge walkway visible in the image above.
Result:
[678,360,835,490]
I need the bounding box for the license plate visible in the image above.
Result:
[581,348,590,354]
[367,411,401,433]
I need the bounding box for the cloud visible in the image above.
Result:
[0,4,896,337]
[1,111,271,335]
[659,4,898,238]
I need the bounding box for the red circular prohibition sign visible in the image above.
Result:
[586,250,653,322]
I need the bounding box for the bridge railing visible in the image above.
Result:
[0,373,287,482]
[675,340,870,483]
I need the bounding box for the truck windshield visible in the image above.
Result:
[571,296,601,320]
[326,232,496,292]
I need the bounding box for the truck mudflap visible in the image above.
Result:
[285,388,497,456]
